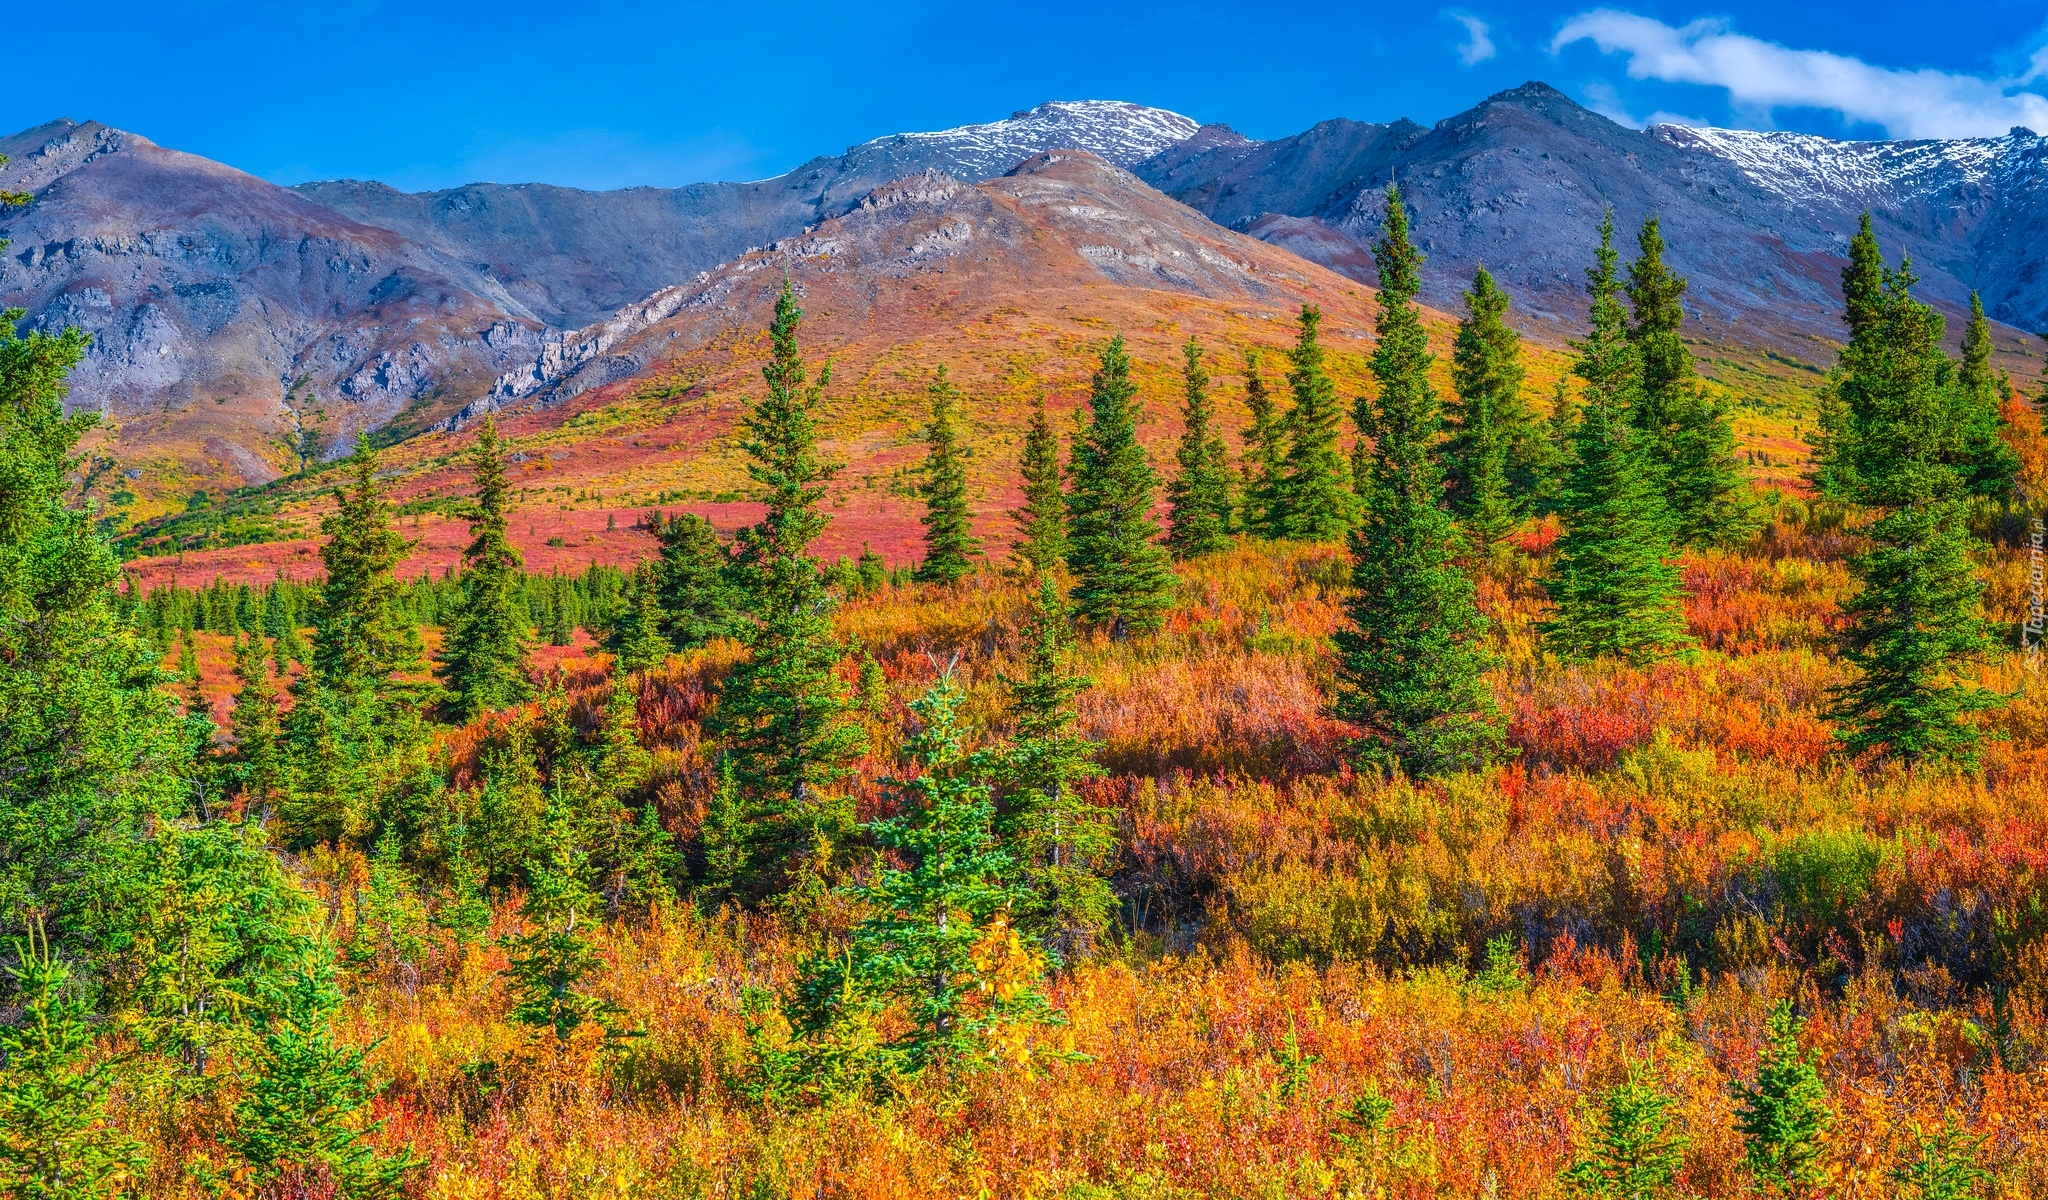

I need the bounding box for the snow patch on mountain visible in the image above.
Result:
[858,100,1201,178]
[1652,123,2046,210]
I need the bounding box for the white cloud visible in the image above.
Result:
[1553,10,2048,138]
[1446,13,1496,67]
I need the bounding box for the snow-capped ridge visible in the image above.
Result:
[857,100,1201,178]
[1652,123,2048,210]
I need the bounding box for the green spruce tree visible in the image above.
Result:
[502,798,627,1044]
[651,511,740,649]
[1541,214,1690,663]
[709,280,867,900]
[1444,265,1530,544]
[606,561,671,676]
[229,633,286,817]
[0,302,195,976]
[1064,335,1177,639]
[1733,1001,1833,1199]
[0,921,144,1199]
[1815,218,2017,763]
[1563,1062,1688,1199]
[1624,215,1752,546]
[230,948,416,1199]
[1165,336,1233,559]
[1238,347,1290,539]
[437,416,533,721]
[791,673,1060,1090]
[997,576,1114,964]
[310,433,422,697]
[915,366,980,585]
[1009,395,1067,573]
[1278,305,1358,540]
[1335,183,1505,777]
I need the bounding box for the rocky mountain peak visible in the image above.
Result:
[859,99,1201,177]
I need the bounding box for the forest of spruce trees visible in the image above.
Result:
[1,185,2037,1198]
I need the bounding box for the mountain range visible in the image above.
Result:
[3,84,2044,516]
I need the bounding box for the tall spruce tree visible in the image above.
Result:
[1064,335,1177,639]
[1624,215,1752,546]
[1444,265,1530,544]
[1239,348,1289,539]
[1541,214,1690,663]
[915,366,980,584]
[709,280,867,899]
[650,511,741,649]
[0,304,193,973]
[1815,217,2017,764]
[1334,183,1505,777]
[1010,395,1067,573]
[437,416,533,721]
[311,433,422,697]
[1165,336,1233,559]
[1277,305,1358,540]
[1960,292,1995,402]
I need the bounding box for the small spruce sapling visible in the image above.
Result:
[1733,1001,1834,1198]
[0,920,144,1198]
[1564,1062,1688,1198]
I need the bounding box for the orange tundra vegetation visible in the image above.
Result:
[124,518,2048,1199]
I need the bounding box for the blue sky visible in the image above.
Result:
[12,2,2048,192]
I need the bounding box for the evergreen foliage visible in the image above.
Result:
[1238,347,1289,539]
[1959,292,1995,404]
[1064,335,1177,639]
[709,280,866,900]
[502,799,626,1043]
[0,305,192,971]
[1889,1120,1992,1200]
[229,633,286,816]
[311,433,422,697]
[437,417,533,721]
[1732,1002,1833,1198]
[1623,216,1753,546]
[1816,217,2017,764]
[650,511,741,649]
[915,366,980,584]
[997,576,1114,964]
[1541,215,1690,663]
[1165,337,1233,559]
[1010,395,1067,573]
[1334,183,1505,777]
[1444,265,1530,544]
[606,561,671,676]
[790,674,1059,1090]
[1276,305,1358,541]
[855,543,889,596]
[230,948,417,1198]
[0,921,144,1199]
[1563,1063,1687,1198]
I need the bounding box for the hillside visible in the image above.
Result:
[0,119,551,501]
[292,102,1203,331]
[125,149,1538,588]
